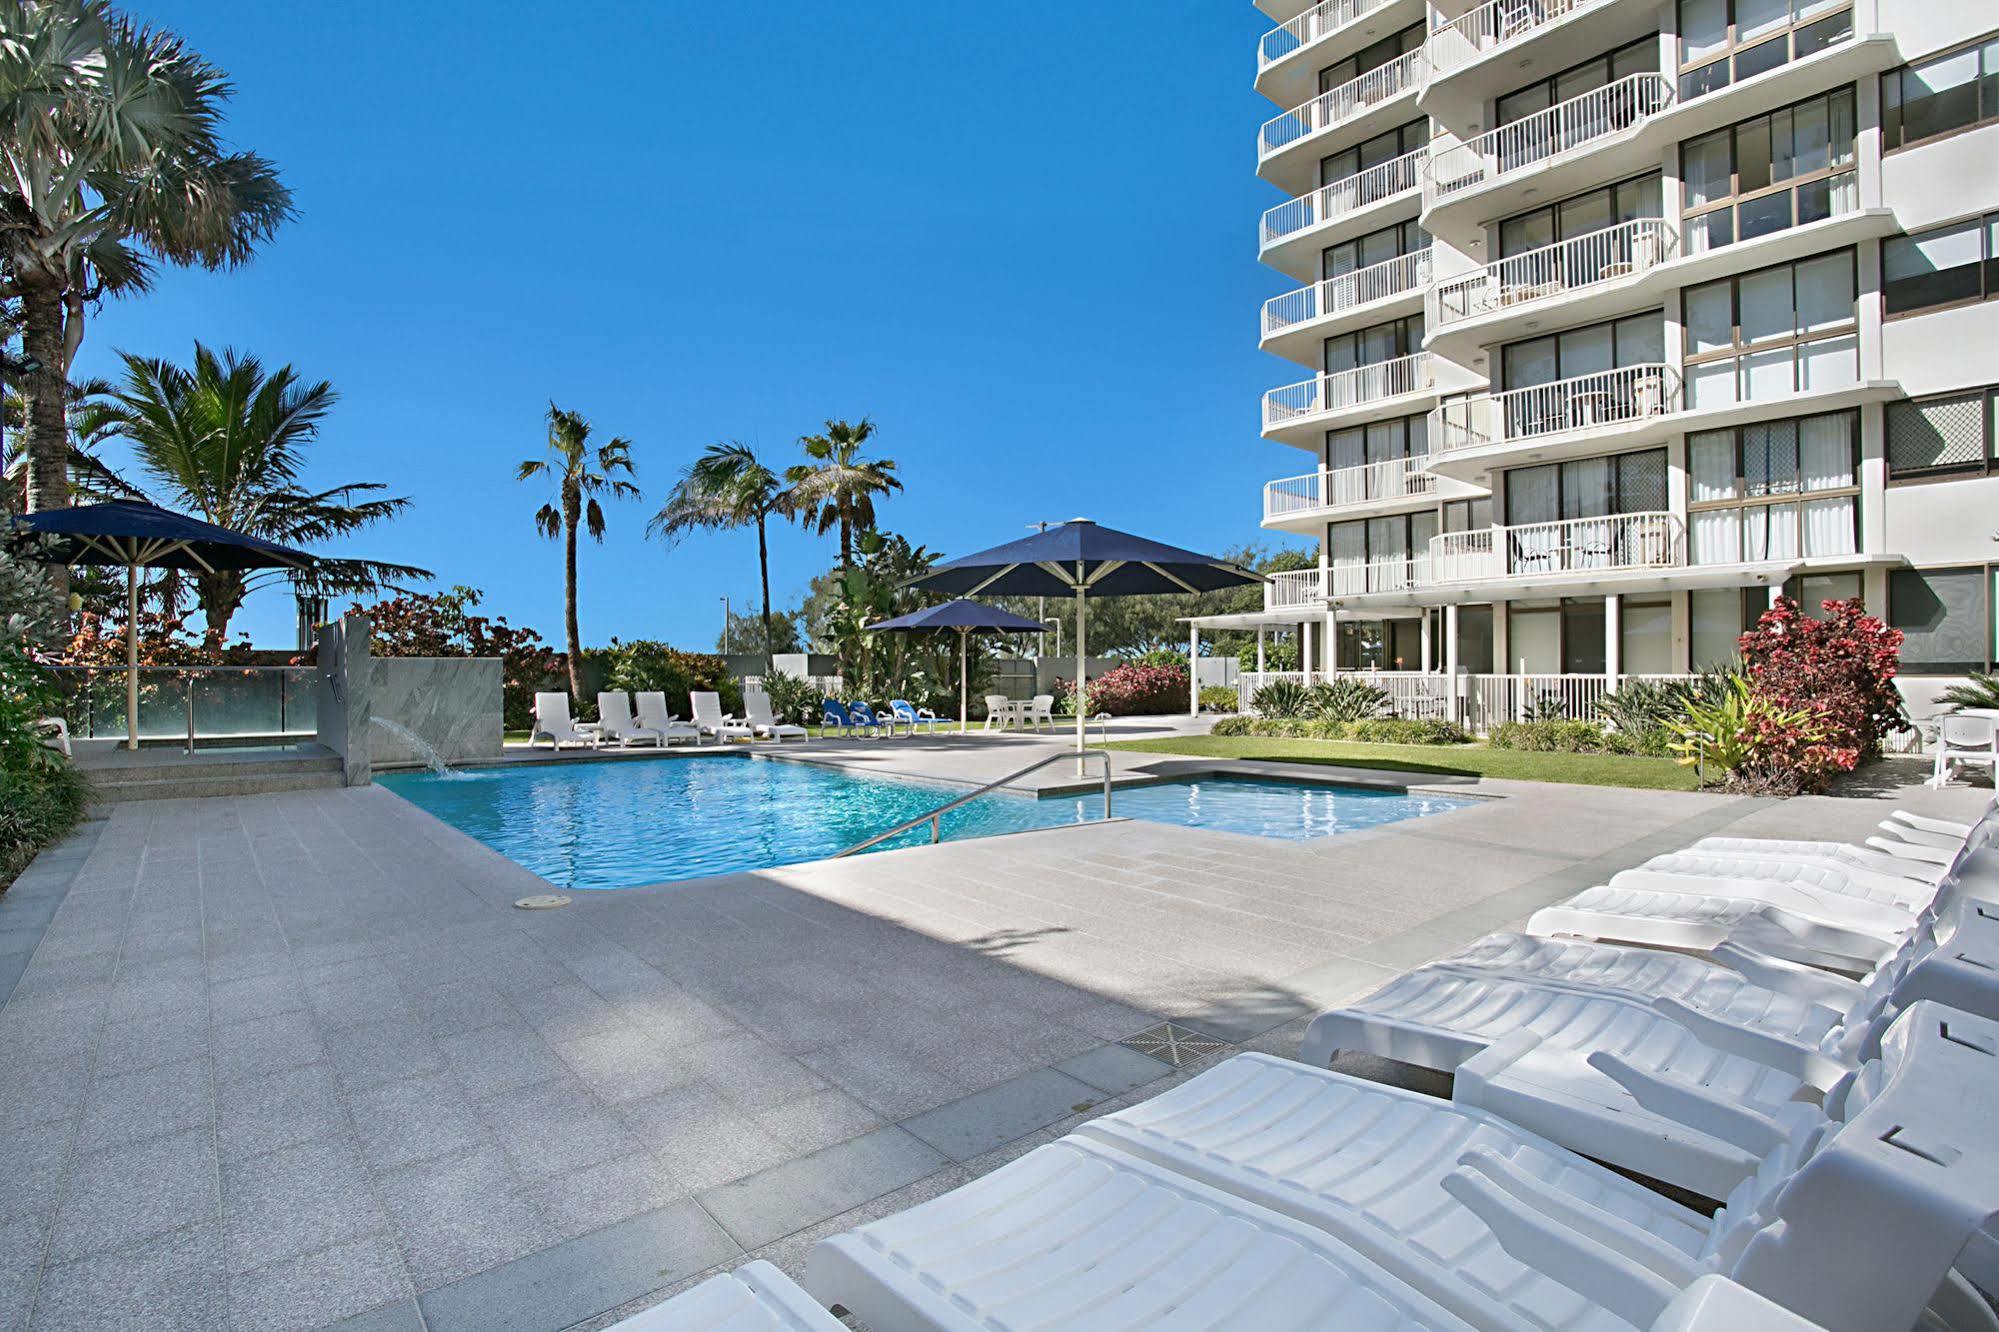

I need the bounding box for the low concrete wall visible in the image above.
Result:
[369,657,503,766]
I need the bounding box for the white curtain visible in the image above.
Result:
[1799,412,1855,491]
[1802,496,1856,555]
[1691,508,1739,564]
[1507,464,1560,525]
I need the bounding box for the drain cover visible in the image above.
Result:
[1120,1022,1229,1067]
[514,894,571,911]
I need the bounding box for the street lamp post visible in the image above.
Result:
[720,596,730,653]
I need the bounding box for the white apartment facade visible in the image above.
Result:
[1201,0,1999,731]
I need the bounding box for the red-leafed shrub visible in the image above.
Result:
[1735,596,1904,788]
[1064,662,1189,717]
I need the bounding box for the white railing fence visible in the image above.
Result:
[1260,51,1423,158]
[1260,0,1399,68]
[1430,511,1686,581]
[1325,554,1433,596]
[1431,363,1679,452]
[1426,73,1673,201]
[1265,250,1431,335]
[1427,0,1613,75]
[1264,568,1326,609]
[1265,353,1431,428]
[1432,219,1676,327]
[1262,147,1424,245]
[1233,669,1701,730]
[1263,455,1435,519]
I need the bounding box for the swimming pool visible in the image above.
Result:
[379,756,1476,890]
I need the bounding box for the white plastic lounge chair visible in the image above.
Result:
[595,692,664,748]
[809,1005,1999,1332]
[1689,836,1950,882]
[528,692,594,749]
[35,716,69,756]
[633,692,701,745]
[603,1260,841,1330]
[1933,712,1999,789]
[1627,851,1939,912]
[1029,692,1055,731]
[742,690,807,741]
[690,691,752,743]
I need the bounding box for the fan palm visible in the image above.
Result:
[0,0,292,517]
[650,442,791,672]
[784,418,900,572]
[518,404,638,704]
[78,343,428,643]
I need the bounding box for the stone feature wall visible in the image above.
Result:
[368,657,503,767]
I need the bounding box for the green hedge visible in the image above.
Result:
[1488,719,1667,756]
[1,757,89,889]
[1206,716,1470,745]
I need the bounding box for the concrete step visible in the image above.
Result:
[88,767,345,803]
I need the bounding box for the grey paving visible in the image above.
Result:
[0,752,1985,1329]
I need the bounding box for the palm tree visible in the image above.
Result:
[78,343,428,642]
[0,1,292,518]
[650,442,790,671]
[784,418,901,572]
[518,404,638,704]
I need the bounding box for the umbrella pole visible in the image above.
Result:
[1074,589,1086,774]
[125,563,139,751]
[959,629,968,735]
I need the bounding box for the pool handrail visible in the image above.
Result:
[832,748,1116,858]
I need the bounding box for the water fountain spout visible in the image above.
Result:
[369,717,464,778]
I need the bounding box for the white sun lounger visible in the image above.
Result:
[1627,851,1939,912]
[1688,836,1949,883]
[742,690,807,741]
[595,692,664,748]
[604,1260,841,1330]
[632,692,702,745]
[528,692,595,749]
[690,691,752,743]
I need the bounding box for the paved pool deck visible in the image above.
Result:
[0,742,1987,1331]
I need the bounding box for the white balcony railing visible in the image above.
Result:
[1431,363,1679,453]
[1326,554,1434,596]
[1262,147,1424,245]
[1260,51,1424,159]
[1260,0,1401,69]
[1266,353,1432,429]
[1265,250,1431,335]
[1432,219,1677,327]
[1426,73,1673,202]
[1264,456,1435,519]
[1265,568,1326,609]
[1426,0,1614,76]
[1429,511,1686,582]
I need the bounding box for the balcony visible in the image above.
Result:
[1420,0,1651,127]
[1429,510,1686,584]
[1326,554,1434,597]
[1262,250,1430,364]
[1421,73,1675,248]
[1263,352,1435,445]
[1431,363,1680,466]
[1427,219,1677,358]
[1263,455,1436,529]
[1265,568,1327,610]
[1256,0,1423,109]
[1258,51,1424,194]
[1259,146,1424,282]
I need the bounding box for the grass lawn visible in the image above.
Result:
[1104,734,1700,791]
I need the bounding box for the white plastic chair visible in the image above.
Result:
[632,692,701,745]
[982,694,1011,731]
[35,716,70,757]
[528,692,594,749]
[1029,693,1055,731]
[690,691,752,743]
[742,690,807,741]
[1933,713,1998,789]
[595,692,663,748]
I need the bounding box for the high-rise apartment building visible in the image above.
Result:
[1210,0,1999,730]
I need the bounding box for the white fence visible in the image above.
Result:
[1264,455,1434,519]
[1259,0,1399,68]
[1235,670,1700,729]
[1426,0,1613,75]
[1265,251,1431,335]
[1262,147,1424,245]
[1431,363,1678,453]
[1264,569,1326,609]
[1431,219,1676,327]
[1265,353,1432,429]
[1429,511,1686,582]
[1260,51,1423,159]
[1426,74,1673,202]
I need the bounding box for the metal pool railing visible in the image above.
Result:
[45,664,319,750]
[833,748,1115,858]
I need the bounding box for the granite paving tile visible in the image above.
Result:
[48,1128,219,1263]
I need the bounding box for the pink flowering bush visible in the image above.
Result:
[1062,662,1189,716]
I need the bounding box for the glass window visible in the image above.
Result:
[1887,389,1999,478]
[1562,599,1608,674]
[1496,174,1663,260]
[1884,216,1994,315]
[1503,449,1670,525]
[1677,0,1853,100]
[1457,605,1495,673]
[1320,119,1426,188]
[1684,251,1855,398]
[1891,567,1992,672]
[1680,89,1856,254]
[1622,598,1675,673]
[1884,39,1999,150]
[1688,412,1859,564]
[1497,36,1656,130]
[1508,605,1562,673]
[1691,587,1760,666]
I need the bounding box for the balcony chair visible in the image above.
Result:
[1932,713,1999,789]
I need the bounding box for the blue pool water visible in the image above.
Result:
[380,757,1476,890]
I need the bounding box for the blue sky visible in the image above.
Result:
[85,1,1309,648]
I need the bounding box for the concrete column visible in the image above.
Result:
[1768,581,1785,609]
[315,610,374,788]
[1419,613,1433,675]
[1256,628,1266,673]
[1301,620,1314,685]
[1188,623,1200,716]
[1669,590,1692,672]
[1604,594,1622,682]
[1443,603,1461,724]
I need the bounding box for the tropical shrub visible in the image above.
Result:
[357,587,557,730]
[757,671,819,725]
[1304,677,1391,723]
[602,640,743,719]
[1666,671,1837,795]
[1594,679,1685,738]
[1737,596,1903,769]
[1134,648,1188,669]
[1345,718,1471,745]
[1209,715,1254,737]
[1068,662,1188,717]
[1250,678,1310,718]
[1198,684,1238,713]
[1241,717,1346,740]
[1939,673,1999,712]
[1,629,90,888]
[1236,639,1300,671]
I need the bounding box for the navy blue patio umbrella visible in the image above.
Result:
[8,500,314,749]
[866,599,1048,733]
[911,519,1263,759]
